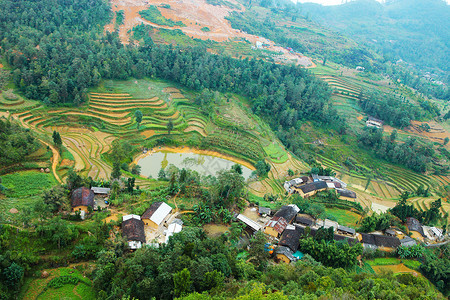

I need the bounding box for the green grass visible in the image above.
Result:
[366,258,422,271]
[403,259,421,270]
[1,171,56,198]
[139,6,185,27]
[21,267,95,300]
[366,258,401,266]
[248,192,278,209]
[324,207,360,227]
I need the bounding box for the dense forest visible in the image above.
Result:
[358,91,425,128]
[0,119,39,167]
[358,127,437,173]
[299,0,450,76]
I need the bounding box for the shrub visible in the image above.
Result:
[46,275,80,289]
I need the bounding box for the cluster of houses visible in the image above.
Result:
[121,201,182,250]
[70,188,181,250]
[236,204,447,264]
[283,175,357,200]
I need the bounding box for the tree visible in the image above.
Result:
[231,164,243,175]
[167,119,174,135]
[248,231,269,264]
[0,177,6,194]
[3,262,24,288]
[66,169,84,190]
[131,164,141,175]
[111,162,121,179]
[255,160,271,177]
[390,129,398,142]
[215,169,245,208]
[134,110,143,129]
[287,169,294,176]
[173,268,192,297]
[52,130,62,146]
[43,186,67,212]
[158,168,166,180]
[444,137,449,145]
[126,177,135,194]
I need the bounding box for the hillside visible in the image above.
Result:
[299,0,450,80]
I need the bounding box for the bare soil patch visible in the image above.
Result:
[170,92,185,99]
[184,126,207,136]
[203,224,230,237]
[163,87,180,93]
[105,0,314,67]
[372,264,420,276]
[141,129,155,139]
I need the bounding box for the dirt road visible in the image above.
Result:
[39,140,62,184]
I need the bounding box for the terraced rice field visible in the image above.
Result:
[8,84,209,181]
[316,153,445,202]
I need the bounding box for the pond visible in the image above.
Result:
[137,150,254,179]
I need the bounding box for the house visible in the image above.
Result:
[275,246,297,264]
[236,214,262,232]
[71,187,95,213]
[337,189,357,201]
[360,233,377,250]
[283,177,308,193]
[316,219,339,231]
[164,220,183,243]
[337,225,356,237]
[318,176,347,188]
[278,225,303,252]
[142,202,172,229]
[122,215,146,249]
[333,233,358,245]
[361,233,401,251]
[258,206,271,217]
[400,236,417,248]
[356,66,365,71]
[256,41,263,49]
[430,227,443,239]
[295,214,315,227]
[91,187,110,196]
[273,205,299,224]
[264,216,289,238]
[295,181,328,197]
[406,217,426,238]
[366,116,383,128]
[385,229,396,237]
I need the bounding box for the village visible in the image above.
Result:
[69,174,447,266]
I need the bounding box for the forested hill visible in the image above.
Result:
[299,0,450,77]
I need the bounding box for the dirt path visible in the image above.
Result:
[39,139,62,184]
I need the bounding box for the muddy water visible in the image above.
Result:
[137,151,253,179]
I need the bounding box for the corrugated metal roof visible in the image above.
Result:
[237,214,262,231]
[123,214,141,221]
[91,187,111,194]
[150,202,172,226]
[265,216,288,234]
[338,225,356,235]
[431,227,442,237]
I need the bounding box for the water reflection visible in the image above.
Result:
[137,151,253,179]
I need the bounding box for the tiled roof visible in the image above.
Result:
[71,187,94,208]
[122,216,146,243]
